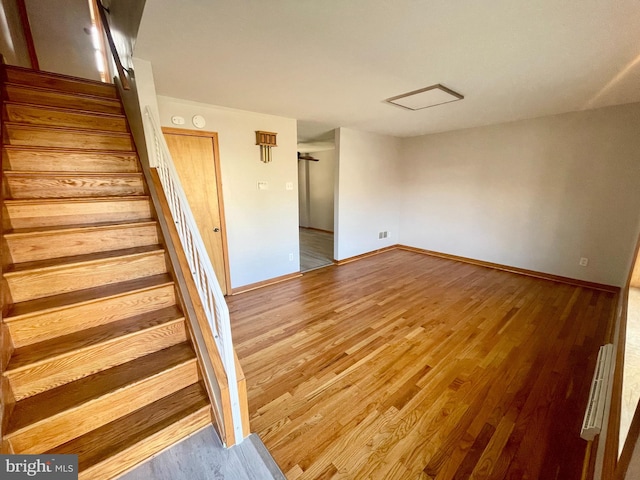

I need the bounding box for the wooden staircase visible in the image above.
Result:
[1,65,211,479]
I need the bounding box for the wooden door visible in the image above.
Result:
[162,128,229,294]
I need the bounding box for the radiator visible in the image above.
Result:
[581,343,614,441]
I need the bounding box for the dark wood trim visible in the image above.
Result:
[95,1,130,90]
[300,226,334,234]
[161,126,218,138]
[16,0,39,71]
[231,272,302,295]
[609,231,640,478]
[397,245,620,293]
[617,371,640,479]
[334,246,397,265]
[602,292,626,479]
[149,168,236,446]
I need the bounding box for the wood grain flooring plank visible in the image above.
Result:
[228,250,616,480]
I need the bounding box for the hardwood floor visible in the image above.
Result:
[299,228,333,272]
[228,249,617,480]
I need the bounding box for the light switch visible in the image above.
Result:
[257,181,268,190]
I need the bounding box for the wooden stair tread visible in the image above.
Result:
[6,305,184,371]
[4,218,157,236]
[48,383,209,470]
[3,195,148,206]
[3,101,126,119]
[3,121,133,139]
[3,82,121,105]
[6,273,174,319]
[2,65,119,97]
[6,343,195,434]
[3,171,142,178]
[2,146,141,173]
[5,244,163,274]
[3,104,129,134]
[2,171,146,199]
[2,84,124,116]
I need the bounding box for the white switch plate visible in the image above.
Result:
[286,182,294,191]
[579,257,589,267]
[257,181,268,190]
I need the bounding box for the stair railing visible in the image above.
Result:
[95,1,130,89]
[143,106,245,444]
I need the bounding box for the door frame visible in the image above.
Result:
[161,126,232,295]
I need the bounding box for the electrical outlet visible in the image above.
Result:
[579,257,589,267]
[286,182,294,191]
[289,253,294,261]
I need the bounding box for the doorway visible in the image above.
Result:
[298,149,335,272]
[162,127,231,294]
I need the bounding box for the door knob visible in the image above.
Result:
[213,227,220,232]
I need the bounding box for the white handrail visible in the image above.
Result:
[143,106,244,443]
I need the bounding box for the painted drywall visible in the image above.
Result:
[308,149,336,232]
[335,128,401,260]
[399,102,640,287]
[298,149,335,231]
[25,0,100,80]
[298,159,309,227]
[155,95,300,289]
[0,0,29,67]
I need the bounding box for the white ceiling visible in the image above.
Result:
[135,0,640,140]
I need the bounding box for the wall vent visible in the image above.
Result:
[581,343,614,441]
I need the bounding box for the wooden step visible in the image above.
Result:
[3,196,153,229]
[4,245,168,303]
[4,103,128,132]
[5,344,198,454]
[2,65,119,99]
[3,146,140,173]
[49,383,210,480]
[3,220,159,264]
[5,274,176,348]
[3,84,123,114]
[2,171,145,199]
[3,123,134,151]
[4,306,187,401]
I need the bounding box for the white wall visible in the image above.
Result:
[132,59,299,290]
[399,103,640,287]
[155,96,300,289]
[298,149,335,231]
[0,0,29,67]
[335,128,401,260]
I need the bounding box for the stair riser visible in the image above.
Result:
[3,68,118,99]
[5,251,168,304]
[4,124,134,151]
[3,223,160,265]
[3,85,123,114]
[77,407,210,480]
[4,104,128,133]
[3,198,152,229]
[6,319,188,401]
[3,148,140,173]
[2,174,145,199]
[7,360,198,454]
[6,284,177,348]
[5,284,176,348]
